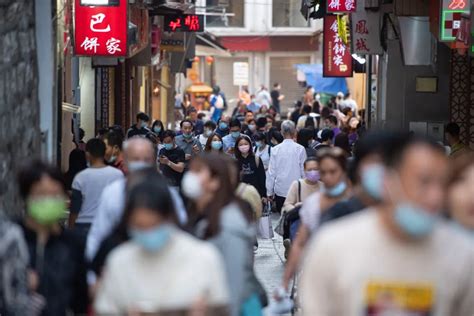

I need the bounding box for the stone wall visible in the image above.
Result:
[0,1,40,216]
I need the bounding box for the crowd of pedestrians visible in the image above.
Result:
[1,86,474,316]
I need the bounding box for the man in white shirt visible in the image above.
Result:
[301,136,474,316]
[266,120,307,213]
[69,138,124,234]
[341,92,358,115]
[255,85,272,109]
[85,138,187,284]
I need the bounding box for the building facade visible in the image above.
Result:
[197,0,322,112]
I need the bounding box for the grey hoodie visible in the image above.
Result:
[210,203,263,316]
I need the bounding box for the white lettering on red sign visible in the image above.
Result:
[106,37,122,54]
[345,0,355,11]
[90,13,111,33]
[328,0,341,10]
[80,37,100,53]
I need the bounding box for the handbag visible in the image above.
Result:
[274,180,301,236]
[257,201,274,239]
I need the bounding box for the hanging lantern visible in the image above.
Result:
[206,56,214,65]
[193,56,200,63]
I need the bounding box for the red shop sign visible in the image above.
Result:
[327,0,356,13]
[74,0,128,57]
[323,15,352,77]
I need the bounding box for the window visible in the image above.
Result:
[273,0,309,27]
[206,0,245,28]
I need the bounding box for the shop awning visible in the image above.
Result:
[196,33,231,57]
[295,64,348,95]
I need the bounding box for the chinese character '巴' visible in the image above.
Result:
[81,37,99,53]
[184,15,201,31]
[90,13,111,33]
[106,37,121,54]
[355,20,369,34]
[169,18,182,31]
[448,0,466,10]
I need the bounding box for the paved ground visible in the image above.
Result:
[254,213,292,316]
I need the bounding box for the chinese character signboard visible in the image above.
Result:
[440,0,469,41]
[323,15,352,78]
[164,15,205,33]
[327,0,356,13]
[74,0,127,56]
[351,5,383,54]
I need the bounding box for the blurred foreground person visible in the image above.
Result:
[185,153,265,316]
[94,175,229,314]
[86,138,187,285]
[281,148,350,290]
[17,161,88,315]
[0,216,29,315]
[447,153,474,238]
[301,136,474,316]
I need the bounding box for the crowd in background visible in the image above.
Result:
[1,84,474,316]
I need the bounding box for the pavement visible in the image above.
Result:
[254,213,293,316]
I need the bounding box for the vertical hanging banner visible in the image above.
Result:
[327,0,357,13]
[351,4,383,54]
[440,0,469,42]
[323,15,353,77]
[74,0,128,57]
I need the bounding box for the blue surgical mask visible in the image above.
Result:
[322,181,347,197]
[231,131,240,139]
[127,161,153,172]
[163,143,173,150]
[140,121,148,129]
[211,141,223,150]
[362,164,385,201]
[129,225,173,252]
[255,141,263,148]
[204,129,213,137]
[394,203,437,238]
[153,126,161,133]
[219,122,228,130]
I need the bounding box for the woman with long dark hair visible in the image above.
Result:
[94,171,229,314]
[183,153,265,316]
[234,135,267,199]
[204,132,224,153]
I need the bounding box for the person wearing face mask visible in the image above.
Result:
[319,131,397,225]
[222,119,243,155]
[126,112,152,139]
[103,131,126,175]
[280,147,350,292]
[175,119,203,163]
[247,95,262,114]
[151,120,165,142]
[17,161,89,315]
[243,118,257,138]
[254,133,271,174]
[216,115,231,138]
[159,130,186,187]
[69,138,124,234]
[184,154,266,316]
[301,136,474,316]
[94,174,229,314]
[187,107,204,135]
[235,136,267,200]
[205,133,224,153]
[198,120,217,147]
[86,138,187,288]
[447,153,474,238]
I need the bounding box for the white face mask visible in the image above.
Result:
[181,172,203,200]
[127,161,153,172]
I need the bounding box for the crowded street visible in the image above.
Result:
[2,0,474,316]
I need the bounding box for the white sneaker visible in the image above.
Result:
[268,298,294,314]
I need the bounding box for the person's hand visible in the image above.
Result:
[185,154,192,161]
[262,197,268,203]
[192,144,200,154]
[28,269,39,291]
[267,195,274,202]
[159,155,170,165]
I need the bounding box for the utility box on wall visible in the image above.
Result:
[409,121,445,142]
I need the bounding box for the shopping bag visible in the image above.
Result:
[257,202,274,239]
